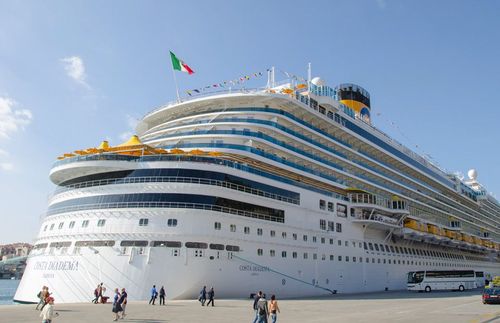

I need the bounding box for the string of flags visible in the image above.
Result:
[185,69,269,96]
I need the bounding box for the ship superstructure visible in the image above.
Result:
[15,74,500,303]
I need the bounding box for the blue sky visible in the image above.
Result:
[0,0,499,244]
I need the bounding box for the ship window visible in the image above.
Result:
[321,237,325,244]
[292,233,297,240]
[282,232,287,239]
[360,257,363,263]
[282,251,287,258]
[353,256,356,262]
[81,220,89,228]
[167,219,177,227]
[366,257,369,263]
[338,255,342,261]
[319,200,326,210]
[50,223,55,230]
[303,235,308,242]
[345,241,348,247]
[313,236,317,243]
[214,222,221,230]
[313,253,317,260]
[293,252,297,259]
[139,218,149,226]
[209,244,224,250]
[378,258,381,264]
[69,221,75,229]
[330,239,334,245]
[257,249,263,256]
[320,219,326,230]
[226,245,240,252]
[43,225,47,232]
[368,243,374,251]
[374,244,380,251]
[390,246,395,253]
[304,253,308,259]
[338,240,342,246]
[230,224,236,232]
[270,230,275,237]
[379,244,384,252]
[244,226,250,234]
[328,221,334,231]
[120,240,148,247]
[330,255,334,261]
[151,241,181,248]
[270,250,275,257]
[97,219,106,227]
[328,202,334,212]
[257,228,263,236]
[185,242,208,249]
[58,222,64,229]
[336,223,342,232]
[337,203,347,217]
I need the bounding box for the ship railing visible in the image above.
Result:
[348,193,409,212]
[52,154,339,198]
[45,201,285,223]
[52,176,299,205]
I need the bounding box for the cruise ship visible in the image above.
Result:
[14,72,500,303]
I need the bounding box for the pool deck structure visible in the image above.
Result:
[1,290,499,323]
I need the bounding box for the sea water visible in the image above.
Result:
[0,279,20,305]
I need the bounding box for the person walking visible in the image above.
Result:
[111,288,122,321]
[35,286,46,310]
[92,284,99,304]
[149,285,157,305]
[206,287,215,307]
[118,288,128,319]
[40,287,51,311]
[159,286,166,305]
[269,295,280,323]
[40,297,58,323]
[256,293,268,323]
[199,286,207,306]
[252,291,263,323]
[97,283,103,303]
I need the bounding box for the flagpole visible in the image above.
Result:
[171,64,181,103]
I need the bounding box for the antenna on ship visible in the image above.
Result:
[307,62,312,92]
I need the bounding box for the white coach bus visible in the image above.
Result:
[407,270,476,292]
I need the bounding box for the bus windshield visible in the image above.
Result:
[407,271,424,284]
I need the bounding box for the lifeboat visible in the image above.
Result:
[427,224,439,235]
[445,229,457,239]
[404,219,420,230]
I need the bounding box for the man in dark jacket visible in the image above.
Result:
[199,286,207,306]
[252,291,263,323]
[206,287,215,307]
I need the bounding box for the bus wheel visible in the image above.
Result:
[425,286,431,293]
[459,285,465,292]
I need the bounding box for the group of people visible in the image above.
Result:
[36,286,59,323]
[92,283,107,304]
[198,286,215,307]
[111,287,128,321]
[252,291,280,323]
[148,285,166,305]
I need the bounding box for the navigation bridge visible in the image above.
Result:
[348,192,409,230]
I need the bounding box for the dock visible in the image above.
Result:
[1,290,498,323]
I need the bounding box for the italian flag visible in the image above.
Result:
[170,51,194,75]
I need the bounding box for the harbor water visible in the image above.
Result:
[0,279,20,305]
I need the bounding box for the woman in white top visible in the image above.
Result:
[40,297,58,323]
